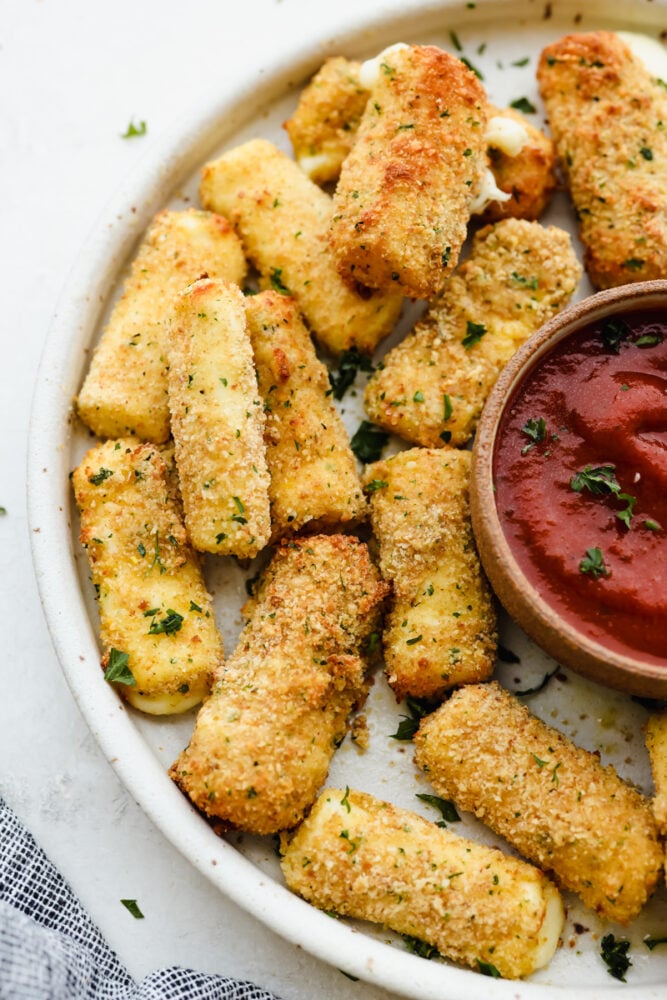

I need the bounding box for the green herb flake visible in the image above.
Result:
[406,634,423,646]
[640,146,654,160]
[189,601,202,613]
[645,519,661,532]
[269,267,290,294]
[350,421,389,464]
[510,97,537,114]
[512,57,530,67]
[477,959,501,978]
[512,271,539,289]
[600,933,632,982]
[402,935,440,959]
[460,56,484,80]
[137,542,146,558]
[340,786,351,813]
[443,393,453,422]
[635,332,663,347]
[328,347,374,400]
[120,898,144,919]
[514,667,559,696]
[520,417,547,454]
[413,390,425,403]
[0,507,6,515]
[601,317,631,353]
[121,119,147,139]
[644,936,667,950]
[89,468,114,486]
[450,30,463,51]
[364,479,388,493]
[416,793,460,824]
[580,546,610,579]
[147,609,184,635]
[462,320,487,349]
[622,258,644,271]
[104,648,136,686]
[389,696,434,741]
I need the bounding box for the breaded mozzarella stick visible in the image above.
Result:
[72,439,223,714]
[77,209,246,443]
[244,291,367,540]
[171,535,387,834]
[167,278,270,557]
[537,31,667,289]
[365,219,581,449]
[414,682,663,923]
[281,787,563,980]
[645,710,667,836]
[330,45,487,299]
[362,448,495,702]
[199,139,403,355]
[284,57,368,185]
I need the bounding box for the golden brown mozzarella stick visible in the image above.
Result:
[480,105,557,222]
[645,710,667,837]
[167,278,270,558]
[77,209,246,443]
[199,139,403,356]
[244,290,367,540]
[364,218,581,449]
[284,57,368,185]
[537,31,667,289]
[281,787,563,979]
[414,682,663,923]
[362,448,495,702]
[72,439,223,714]
[170,535,387,834]
[330,45,487,300]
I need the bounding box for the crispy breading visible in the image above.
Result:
[537,31,667,289]
[284,57,368,185]
[364,218,581,448]
[362,448,496,702]
[71,439,223,714]
[414,682,663,924]
[330,46,487,299]
[645,710,667,837]
[244,290,367,541]
[281,787,563,979]
[170,535,387,834]
[76,209,246,443]
[199,139,403,355]
[480,105,557,223]
[167,278,270,558]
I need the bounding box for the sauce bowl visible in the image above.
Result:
[470,280,667,698]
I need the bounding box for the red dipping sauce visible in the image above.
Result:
[494,308,667,665]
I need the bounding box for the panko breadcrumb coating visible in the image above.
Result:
[199,139,403,355]
[170,535,387,834]
[245,290,367,540]
[330,45,487,299]
[72,439,223,715]
[362,448,496,702]
[414,682,663,924]
[537,31,667,289]
[281,787,564,979]
[480,105,557,223]
[284,57,368,185]
[167,278,270,558]
[645,710,667,837]
[364,218,581,449]
[77,209,246,443]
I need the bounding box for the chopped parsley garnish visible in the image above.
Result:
[389,696,434,741]
[328,347,375,400]
[340,786,351,813]
[510,96,537,114]
[644,936,667,950]
[511,57,530,67]
[601,316,631,353]
[460,56,484,79]
[477,959,501,978]
[120,899,144,919]
[640,146,654,160]
[104,648,136,686]
[89,468,114,486]
[350,421,389,464]
[462,320,487,349]
[416,793,460,825]
[406,634,422,645]
[450,30,463,51]
[600,933,632,981]
[121,119,147,139]
[579,546,609,579]
[514,667,559,696]
[443,393,453,422]
[0,506,6,515]
[147,609,184,635]
[269,267,290,294]
[570,464,636,527]
[189,601,202,613]
[232,496,245,514]
[413,390,424,403]
[635,331,663,347]
[520,417,547,454]
[622,258,644,271]
[512,271,539,289]
[402,935,441,959]
[364,479,388,493]
[497,645,520,664]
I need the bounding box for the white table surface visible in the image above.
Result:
[1,1,410,996]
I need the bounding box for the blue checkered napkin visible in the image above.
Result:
[0,797,281,999]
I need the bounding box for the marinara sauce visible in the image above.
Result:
[494,308,667,665]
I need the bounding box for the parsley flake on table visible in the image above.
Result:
[103,648,136,686]
[121,119,147,139]
[350,421,388,464]
[328,348,375,400]
[416,793,460,825]
[600,933,632,981]
[120,898,145,919]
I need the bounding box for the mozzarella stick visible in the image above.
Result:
[72,439,223,715]
[167,278,270,557]
[281,787,563,979]
[170,535,387,834]
[480,106,557,222]
[284,57,368,184]
[362,448,495,702]
[244,290,367,540]
[199,139,403,356]
[537,31,667,289]
[77,209,246,443]
[645,710,667,837]
[329,45,487,299]
[414,682,663,923]
[365,218,581,449]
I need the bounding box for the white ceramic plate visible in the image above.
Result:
[28,1,667,997]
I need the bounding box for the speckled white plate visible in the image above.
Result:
[28,1,667,997]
